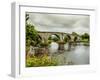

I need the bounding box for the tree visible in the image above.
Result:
[81,33,89,41]
[26,24,43,47]
[26,14,29,23]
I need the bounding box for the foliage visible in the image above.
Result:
[73,36,78,42]
[72,32,78,36]
[26,55,58,67]
[52,37,60,42]
[63,36,68,43]
[48,34,60,42]
[26,24,38,42]
[40,42,49,47]
[81,33,89,41]
[26,13,42,48]
[65,34,71,42]
[26,24,42,47]
[26,18,42,54]
[26,14,29,22]
[47,40,52,44]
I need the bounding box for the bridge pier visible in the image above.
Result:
[67,42,71,51]
[58,42,65,51]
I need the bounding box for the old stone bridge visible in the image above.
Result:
[28,31,84,56]
[37,31,75,41]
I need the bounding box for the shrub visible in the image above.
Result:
[40,42,49,47]
[26,55,58,67]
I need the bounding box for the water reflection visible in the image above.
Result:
[49,42,89,65]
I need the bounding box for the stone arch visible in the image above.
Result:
[37,34,42,40]
[48,34,60,42]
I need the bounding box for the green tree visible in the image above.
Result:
[26,13,29,23]
[26,13,43,48]
[26,24,43,47]
[81,33,89,41]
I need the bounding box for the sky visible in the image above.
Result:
[27,12,90,34]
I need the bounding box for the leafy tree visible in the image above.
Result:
[26,13,29,22]
[26,24,42,47]
[81,33,89,41]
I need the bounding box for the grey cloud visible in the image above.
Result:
[27,13,90,34]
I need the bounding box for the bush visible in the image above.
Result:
[40,42,49,47]
[26,55,58,67]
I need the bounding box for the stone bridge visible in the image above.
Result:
[28,31,82,56]
[38,31,69,41]
[37,31,81,42]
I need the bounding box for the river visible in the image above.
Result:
[49,42,89,65]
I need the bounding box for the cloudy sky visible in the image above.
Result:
[27,12,90,34]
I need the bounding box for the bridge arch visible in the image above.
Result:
[48,34,60,42]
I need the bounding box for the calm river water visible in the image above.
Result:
[49,42,89,65]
